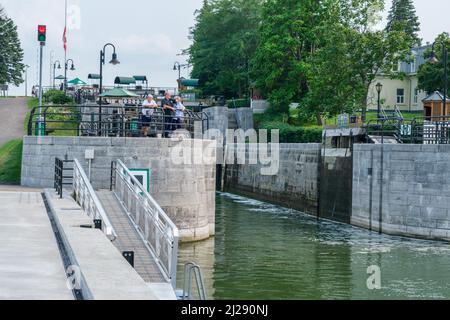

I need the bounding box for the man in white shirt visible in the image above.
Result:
[141,95,158,137]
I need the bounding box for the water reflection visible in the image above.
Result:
[177,192,450,300]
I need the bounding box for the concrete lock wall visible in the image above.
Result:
[224,143,322,215]
[352,144,450,241]
[21,136,217,242]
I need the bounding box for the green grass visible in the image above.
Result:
[0,140,23,184]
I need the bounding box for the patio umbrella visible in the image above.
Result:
[99,88,139,98]
[54,75,65,80]
[67,77,87,86]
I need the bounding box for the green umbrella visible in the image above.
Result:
[54,75,65,80]
[99,87,139,98]
[67,77,87,86]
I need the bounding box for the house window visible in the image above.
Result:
[397,89,405,104]
[411,58,416,73]
[414,88,419,104]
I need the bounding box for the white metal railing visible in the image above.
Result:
[111,160,179,288]
[73,159,117,241]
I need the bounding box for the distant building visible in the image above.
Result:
[367,45,431,113]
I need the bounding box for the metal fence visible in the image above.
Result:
[28,105,209,138]
[54,158,74,198]
[366,115,450,144]
[73,159,117,241]
[111,159,179,288]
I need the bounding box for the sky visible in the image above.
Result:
[2,0,450,96]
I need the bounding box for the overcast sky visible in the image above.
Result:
[2,0,450,96]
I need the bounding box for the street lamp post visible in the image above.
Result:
[53,60,61,89]
[173,61,189,93]
[64,59,75,93]
[24,65,30,97]
[376,82,383,120]
[429,41,448,117]
[99,43,120,134]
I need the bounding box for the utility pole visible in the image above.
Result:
[37,25,47,136]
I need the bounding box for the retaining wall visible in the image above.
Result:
[224,143,321,215]
[352,144,450,241]
[21,136,217,242]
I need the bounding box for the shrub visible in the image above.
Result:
[259,121,322,143]
[43,89,73,105]
[229,98,251,108]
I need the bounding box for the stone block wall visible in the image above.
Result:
[352,144,450,241]
[22,136,217,242]
[224,143,321,215]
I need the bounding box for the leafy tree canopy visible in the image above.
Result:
[0,6,24,86]
[418,33,450,95]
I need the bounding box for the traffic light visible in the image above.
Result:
[38,25,46,42]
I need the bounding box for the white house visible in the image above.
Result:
[367,44,431,113]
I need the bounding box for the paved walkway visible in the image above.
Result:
[0,191,73,300]
[0,97,29,146]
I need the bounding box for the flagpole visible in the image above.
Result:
[64,0,67,92]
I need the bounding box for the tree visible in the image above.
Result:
[418,33,450,95]
[252,0,410,123]
[251,0,338,116]
[0,6,24,86]
[305,21,411,123]
[386,0,421,47]
[188,0,262,98]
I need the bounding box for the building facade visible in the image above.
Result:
[367,45,431,113]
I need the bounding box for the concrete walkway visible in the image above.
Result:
[0,191,73,300]
[0,97,29,146]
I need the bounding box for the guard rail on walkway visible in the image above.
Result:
[366,115,450,144]
[27,105,209,138]
[111,159,179,288]
[72,159,117,241]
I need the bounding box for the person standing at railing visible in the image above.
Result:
[141,95,158,137]
[173,96,186,130]
[161,91,175,138]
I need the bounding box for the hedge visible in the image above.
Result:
[259,121,323,143]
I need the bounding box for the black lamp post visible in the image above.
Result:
[99,43,120,133]
[376,82,383,120]
[64,59,75,92]
[429,41,448,117]
[173,61,189,92]
[53,60,61,89]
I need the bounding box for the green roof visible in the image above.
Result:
[114,77,136,85]
[181,79,200,87]
[88,74,101,80]
[67,78,87,85]
[133,75,147,82]
[99,88,139,98]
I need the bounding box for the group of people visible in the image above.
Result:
[140,91,186,138]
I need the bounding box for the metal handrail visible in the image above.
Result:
[27,105,207,138]
[182,262,206,300]
[73,159,117,241]
[111,159,179,288]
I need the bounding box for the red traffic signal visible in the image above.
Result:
[38,25,46,42]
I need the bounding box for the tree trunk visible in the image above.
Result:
[361,90,369,123]
[316,113,323,126]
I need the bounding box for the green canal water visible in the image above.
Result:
[177,192,450,300]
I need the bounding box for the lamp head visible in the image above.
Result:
[429,51,439,64]
[109,53,120,65]
[376,82,383,94]
[70,64,75,71]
